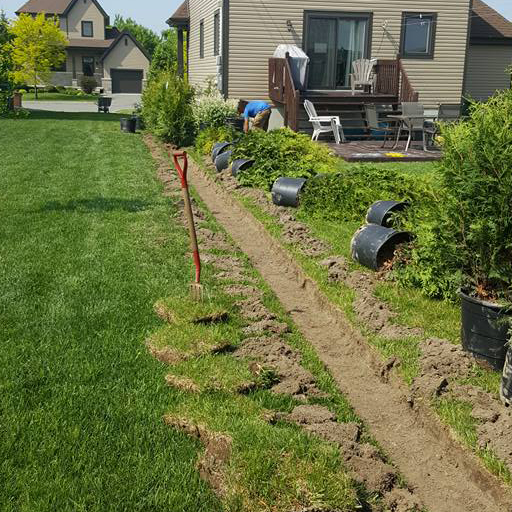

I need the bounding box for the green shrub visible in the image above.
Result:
[16,88,27,94]
[299,165,436,222]
[141,70,196,147]
[231,128,334,190]
[45,85,58,93]
[395,90,512,301]
[79,75,97,94]
[195,125,236,156]
[193,81,238,129]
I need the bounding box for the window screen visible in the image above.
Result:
[401,13,436,59]
[214,11,220,56]
[200,20,204,59]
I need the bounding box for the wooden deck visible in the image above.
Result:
[327,141,442,163]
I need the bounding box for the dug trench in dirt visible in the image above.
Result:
[151,143,512,512]
[211,160,512,483]
[144,135,426,511]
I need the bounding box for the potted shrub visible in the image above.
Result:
[438,91,512,371]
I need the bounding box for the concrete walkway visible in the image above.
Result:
[23,93,141,113]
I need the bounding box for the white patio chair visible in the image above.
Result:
[350,59,377,96]
[304,99,346,144]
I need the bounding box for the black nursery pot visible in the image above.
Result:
[351,224,411,270]
[366,200,410,228]
[132,115,144,131]
[215,150,233,172]
[271,178,308,207]
[231,159,254,177]
[460,291,510,371]
[120,118,136,133]
[226,117,245,132]
[211,142,232,163]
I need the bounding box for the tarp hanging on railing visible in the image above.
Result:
[273,45,309,91]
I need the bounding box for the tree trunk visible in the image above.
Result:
[34,67,38,100]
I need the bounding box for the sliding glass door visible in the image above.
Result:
[305,12,371,90]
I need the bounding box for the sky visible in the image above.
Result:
[1,0,512,33]
[0,0,183,33]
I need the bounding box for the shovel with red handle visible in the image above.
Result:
[173,151,203,301]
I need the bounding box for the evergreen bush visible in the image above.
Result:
[141,70,196,147]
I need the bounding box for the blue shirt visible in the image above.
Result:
[243,101,271,119]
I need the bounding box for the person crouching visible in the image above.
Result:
[238,100,272,133]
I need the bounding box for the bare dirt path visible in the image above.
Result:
[187,160,512,512]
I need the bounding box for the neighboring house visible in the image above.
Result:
[16,0,151,93]
[167,0,512,118]
[465,0,512,101]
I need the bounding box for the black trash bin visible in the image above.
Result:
[120,118,136,133]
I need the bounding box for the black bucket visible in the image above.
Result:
[351,224,411,270]
[215,150,233,172]
[460,291,510,371]
[132,116,144,131]
[226,117,245,132]
[120,118,136,133]
[366,200,410,228]
[271,178,308,207]
[211,142,232,163]
[232,159,254,177]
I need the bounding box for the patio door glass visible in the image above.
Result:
[306,14,369,90]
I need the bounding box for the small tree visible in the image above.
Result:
[151,29,177,75]
[9,13,67,99]
[0,11,13,115]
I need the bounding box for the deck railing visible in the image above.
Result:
[397,59,419,103]
[269,56,299,131]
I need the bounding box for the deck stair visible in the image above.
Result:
[269,55,418,139]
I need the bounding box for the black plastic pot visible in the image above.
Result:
[351,224,411,270]
[501,347,512,405]
[226,117,245,132]
[231,159,254,177]
[132,115,144,131]
[211,142,232,163]
[460,291,510,371]
[120,118,136,133]
[366,200,410,228]
[215,150,233,172]
[271,178,308,207]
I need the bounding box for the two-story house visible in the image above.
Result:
[16,0,151,93]
[167,0,512,130]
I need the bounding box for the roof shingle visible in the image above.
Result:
[471,0,512,40]
[16,0,72,15]
[167,0,189,27]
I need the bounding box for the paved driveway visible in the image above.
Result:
[23,94,142,113]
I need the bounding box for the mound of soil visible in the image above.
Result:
[163,416,232,497]
[234,337,325,399]
[242,319,289,336]
[237,297,276,321]
[165,374,201,393]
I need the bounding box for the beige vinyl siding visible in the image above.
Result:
[465,44,512,100]
[103,37,150,79]
[66,0,105,40]
[228,0,471,107]
[188,0,220,89]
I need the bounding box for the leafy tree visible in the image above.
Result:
[113,15,159,57]
[0,11,13,114]
[9,13,67,99]
[151,29,177,74]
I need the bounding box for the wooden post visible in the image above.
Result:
[177,29,184,78]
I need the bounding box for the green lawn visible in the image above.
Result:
[22,92,98,102]
[0,112,222,511]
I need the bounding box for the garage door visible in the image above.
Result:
[111,69,143,93]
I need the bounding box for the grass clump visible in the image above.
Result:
[155,295,230,324]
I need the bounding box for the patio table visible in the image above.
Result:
[387,114,436,152]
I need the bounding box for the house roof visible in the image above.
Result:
[166,0,189,27]
[471,0,512,41]
[16,0,109,22]
[16,0,71,14]
[100,30,151,62]
[67,38,115,49]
